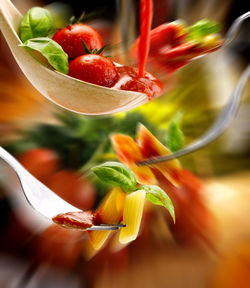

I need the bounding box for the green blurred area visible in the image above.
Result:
[1,53,250,177]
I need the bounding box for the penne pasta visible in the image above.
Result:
[119,190,146,244]
[88,187,126,250]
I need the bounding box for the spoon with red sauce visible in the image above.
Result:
[0,0,248,116]
[0,0,154,115]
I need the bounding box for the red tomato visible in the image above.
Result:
[148,23,186,55]
[46,170,96,210]
[132,22,184,58]
[18,148,60,183]
[69,54,118,87]
[33,224,83,269]
[52,24,103,58]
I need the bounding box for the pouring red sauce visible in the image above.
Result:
[138,0,153,77]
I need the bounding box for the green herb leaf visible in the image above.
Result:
[80,40,107,55]
[91,162,137,192]
[140,185,175,222]
[19,7,54,43]
[20,37,69,74]
[188,19,221,42]
[95,45,107,55]
[166,112,185,152]
[81,39,92,54]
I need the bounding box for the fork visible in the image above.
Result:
[0,146,124,231]
[138,12,250,166]
[138,62,250,166]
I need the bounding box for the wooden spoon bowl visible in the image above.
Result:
[0,0,148,115]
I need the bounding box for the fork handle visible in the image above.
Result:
[223,12,250,47]
[0,146,24,174]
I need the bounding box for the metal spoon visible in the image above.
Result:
[138,63,250,166]
[0,146,124,231]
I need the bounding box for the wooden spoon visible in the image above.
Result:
[0,0,148,115]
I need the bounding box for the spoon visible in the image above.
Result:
[0,1,249,115]
[0,0,148,115]
[0,146,125,231]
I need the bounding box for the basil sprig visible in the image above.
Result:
[20,38,69,74]
[92,162,175,222]
[92,162,137,192]
[19,7,54,43]
[19,7,69,74]
[139,185,175,222]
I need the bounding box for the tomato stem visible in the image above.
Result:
[138,0,153,77]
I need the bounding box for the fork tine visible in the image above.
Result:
[87,224,126,231]
[138,64,250,166]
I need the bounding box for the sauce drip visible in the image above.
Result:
[112,65,162,100]
[138,0,153,77]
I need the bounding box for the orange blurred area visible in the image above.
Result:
[212,241,250,288]
[0,37,49,123]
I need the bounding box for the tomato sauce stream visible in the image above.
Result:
[138,0,153,77]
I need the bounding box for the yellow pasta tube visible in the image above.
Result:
[87,230,111,251]
[88,187,126,250]
[119,190,146,244]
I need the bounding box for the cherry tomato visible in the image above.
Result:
[132,21,222,74]
[132,22,185,57]
[18,148,60,183]
[33,224,83,269]
[69,54,118,87]
[52,24,103,58]
[46,170,96,210]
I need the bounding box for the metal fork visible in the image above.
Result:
[138,12,250,166]
[139,62,250,166]
[0,146,124,231]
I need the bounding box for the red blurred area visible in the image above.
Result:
[17,148,60,183]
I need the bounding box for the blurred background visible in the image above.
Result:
[0,0,250,287]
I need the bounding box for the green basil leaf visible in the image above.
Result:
[141,185,175,222]
[91,162,137,192]
[19,7,54,43]
[166,112,185,152]
[21,37,69,74]
[188,19,221,42]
